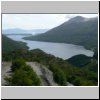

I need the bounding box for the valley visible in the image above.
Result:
[23,16,98,50]
[2,16,98,86]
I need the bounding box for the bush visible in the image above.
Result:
[11,58,26,71]
[5,58,41,86]
[8,68,41,86]
[50,66,67,86]
[3,48,98,86]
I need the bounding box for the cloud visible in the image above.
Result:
[65,14,98,19]
[2,14,98,30]
[2,14,67,30]
[65,15,75,19]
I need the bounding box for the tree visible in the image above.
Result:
[50,65,67,85]
[5,58,41,86]
[11,57,26,71]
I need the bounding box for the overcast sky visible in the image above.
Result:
[2,14,98,30]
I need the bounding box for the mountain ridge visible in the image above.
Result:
[23,16,98,50]
[2,28,49,35]
[2,35,28,52]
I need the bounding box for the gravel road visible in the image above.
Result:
[2,62,12,85]
[26,62,58,86]
[2,62,73,86]
[2,62,58,86]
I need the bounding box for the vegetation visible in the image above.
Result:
[2,35,28,53]
[2,16,98,86]
[11,58,26,71]
[49,65,66,85]
[67,51,98,73]
[3,49,98,86]
[67,54,92,67]
[93,48,98,60]
[23,16,98,50]
[5,58,41,86]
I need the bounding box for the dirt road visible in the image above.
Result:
[2,62,74,86]
[2,62,58,86]
[2,62,12,85]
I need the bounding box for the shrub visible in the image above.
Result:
[5,58,41,86]
[50,66,67,85]
[11,57,26,71]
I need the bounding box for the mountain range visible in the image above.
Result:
[2,16,98,86]
[23,16,98,50]
[2,28,49,35]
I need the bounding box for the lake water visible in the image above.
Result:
[6,35,94,60]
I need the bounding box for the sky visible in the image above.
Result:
[2,14,98,30]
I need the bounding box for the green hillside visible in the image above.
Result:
[67,53,98,73]
[2,35,28,52]
[3,48,98,86]
[66,49,98,73]
[66,52,98,85]
[2,16,98,86]
[23,16,98,50]
[67,54,92,67]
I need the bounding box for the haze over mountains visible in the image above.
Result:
[2,28,49,35]
[24,16,98,50]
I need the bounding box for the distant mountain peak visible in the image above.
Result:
[68,16,85,23]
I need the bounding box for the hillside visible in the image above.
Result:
[23,16,98,50]
[2,35,28,52]
[67,54,92,67]
[67,53,98,72]
[2,48,98,86]
[2,61,58,86]
[66,52,98,84]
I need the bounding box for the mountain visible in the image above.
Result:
[23,16,98,50]
[66,53,98,72]
[67,16,85,23]
[67,54,92,67]
[29,29,49,34]
[2,35,28,52]
[66,51,98,72]
[2,28,29,34]
[2,28,49,35]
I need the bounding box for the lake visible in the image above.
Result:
[6,35,94,60]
